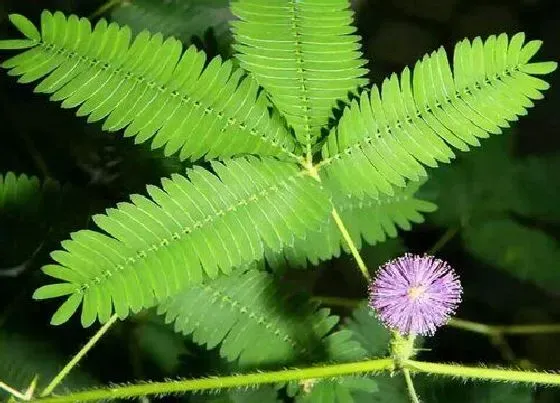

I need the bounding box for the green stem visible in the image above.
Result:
[33,356,560,402]
[89,0,124,19]
[0,381,27,401]
[312,298,560,337]
[427,226,459,255]
[446,318,492,334]
[447,318,560,335]
[40,314,118,397]
[495,324,560,335]
[311,296,360,309]
[391,333,421,402]
[489,333,518,364]
[406,360,560,385]
[304,168,371,284]
[403,369,420,403]
[331,208,371,282]
[35,359,395,402]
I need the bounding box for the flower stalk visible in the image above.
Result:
[330,207,372,282]
[40,314,119,397]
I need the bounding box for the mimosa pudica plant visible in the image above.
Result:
[0,0,558,401]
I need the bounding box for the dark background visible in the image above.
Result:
[0,0,559,402]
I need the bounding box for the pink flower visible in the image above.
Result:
[368,254,462,336]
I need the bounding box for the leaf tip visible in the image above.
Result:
[8,13,41,42]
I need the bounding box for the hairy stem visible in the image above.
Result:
[391,333,421,402]
[35,359,395,402]
[403,369,420,403]
[405,360,560,385]
[311,295,360,309]
[331,208,371,282]
[33,356,560,402]
[489,333,518,364]
[40,314,118,397]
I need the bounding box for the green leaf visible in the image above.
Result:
[421,135,560,227]
[416,377,533,403]
[343,303,391,357]
[319,33,555,199]
[32,283,77,299]
[421,135,518,226]
[110,0,232,55]
[133,314,189,374]
[33,157,332,326]
[50,293,83,325]
[464,218,560,293]
[158,267,365,368]
[0,172,42,212]
[231,0,368,146]
[161,267,369,400]
[520,61,558,75]
[329,304,409,403]
[8,14,41,41]
[512,153,560,222]
[0,172,63,268]
[352,374,408,402]
[267,180,435,270]
[0,39,37,50]
[1,11,297,162]
[296,377,378,403]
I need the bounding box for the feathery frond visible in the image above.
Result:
[285,303,401,403]
[351,374,408,403]
[319,33,557,199]
[231,0,368,148]
[0,172,51,213]
[464,218,560,294]
[159,267,365,368]
[330,304,411,402]
[33,157,331,326]
[110,0,232,52]
[133,315,189,375]
[343,303,392,357]
[0,172,62,269]
[513,153,560,222]
[266,181,436,269]
[0,12,298,162]
[421,135,560,225]
[420,135,517,226]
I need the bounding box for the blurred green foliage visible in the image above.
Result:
[0,0,559,402]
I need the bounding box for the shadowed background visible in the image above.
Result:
[0,0,559,402]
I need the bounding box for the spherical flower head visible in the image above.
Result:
[368,253,462,336]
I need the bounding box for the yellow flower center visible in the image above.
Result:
[407,285,426,299]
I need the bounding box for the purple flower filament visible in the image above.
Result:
[368,254,462,336]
